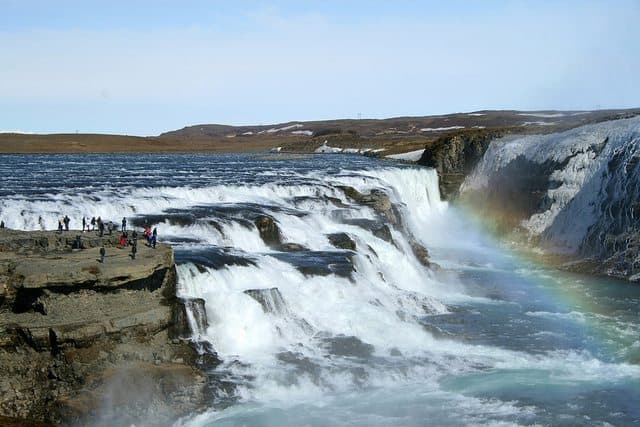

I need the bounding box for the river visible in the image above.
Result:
[1,153,638,426]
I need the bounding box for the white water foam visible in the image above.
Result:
[3,161,638,425]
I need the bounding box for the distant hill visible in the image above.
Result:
[1,109,638,154]
[160,109,640,139]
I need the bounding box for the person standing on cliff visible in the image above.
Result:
[63,215,70,231]
[58,219,63,234]
[38,216,45,230]
[130,241,137,260]
[98,217,104,237]
[99,246,105,263]
[122,217,127,232]
[152,227,157,249]
[91,216,96,231]
[0,220,4,229]
[82,216,86,232]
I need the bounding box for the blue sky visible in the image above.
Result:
[1,0,639,135]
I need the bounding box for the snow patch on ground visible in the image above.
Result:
[467,113,486,116]
[420,126,465,132]
[260,124,304,134]
[517,113,566,118]
[521,121,556,126]
[278,124,303,131]
[386,149,426,162]
[291,130,313,136]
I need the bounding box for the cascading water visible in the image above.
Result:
[1,153,639,426]
[462,116,640,255]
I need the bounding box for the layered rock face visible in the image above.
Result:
[461,117,640,282]
[417,129,507,199]
[0,230,213,426]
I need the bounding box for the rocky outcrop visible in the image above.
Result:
[253,215,307,252]
[418,128,509,199]
[327,233,356,251]
[0,229,217,426]
[460,117,640,282]
[338,186,400,227]
[409,239,432,268]
[254,215,282,248]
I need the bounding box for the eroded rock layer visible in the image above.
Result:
[0,229,214,426]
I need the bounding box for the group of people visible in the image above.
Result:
[55,215,114,237]
[47,215,158,263]
[0,214,160,264]
[80,216,116,237]
[116,222,158,261]
[57,215,71,233]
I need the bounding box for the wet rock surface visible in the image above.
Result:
[327,232,356,250]
[270,250,355,278]
[0,229,215,426]
[458,118,640,282]
[418,129,506,199]
[321,335,375,359]
[338,186,401,227]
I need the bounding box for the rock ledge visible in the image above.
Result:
[0,229,213,426]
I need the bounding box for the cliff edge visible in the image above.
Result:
[0,229,215,426]
[460,117,640,282]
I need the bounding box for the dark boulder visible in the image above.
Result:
[327,233,356,250]
[409,239,431,267]
[269,250,355,278]
[372,224,394,243]
[175,247,256,270]
[280,243,307,252]
[321,335,374,359]
[338,186,401,227]
[342,219,395,245]
[254,215,282,248]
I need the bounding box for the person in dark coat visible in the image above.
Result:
[122,217,127,231]
[0,220,4,229]
[91,217,96,231]
[130,242,137,260]
[58,219,63,233]
[99,246,105,263]
[82,216,86,232]
[98,217,104,237]
[152,227,157,248]
[63,215,70,231]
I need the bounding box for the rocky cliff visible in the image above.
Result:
[0,229,217,426]
[417,128,509,199]
[460,117,640,282]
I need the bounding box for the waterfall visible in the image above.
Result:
[170,166,470,401]
[462,116,640,256]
